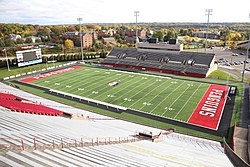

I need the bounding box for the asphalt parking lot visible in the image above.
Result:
[188,47,250,80]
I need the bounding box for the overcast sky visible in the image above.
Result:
[0,0,249,25]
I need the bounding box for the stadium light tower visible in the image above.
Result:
[241,13,250,82]
[3,48,10,71]
[134,11,140,48]
[77,17,84,61]
[205,9,213,53]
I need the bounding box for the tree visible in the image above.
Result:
[64,39,74,49]
[16,38,23,44]
[25,37,33,43]
[152,30,165,42]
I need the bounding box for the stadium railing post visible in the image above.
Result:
[92,138,94,146]
[109,137,111,144]
[61,138,64,148]
[33,138,36,150]
[119,137,121,143]
[75,139,77,147]
[97,138,99,146]
[52,140,55,149]
[21,139,24,150]
[81,138,83,147]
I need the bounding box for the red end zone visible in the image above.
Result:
[188,84,230,130]
[20,66,84,83]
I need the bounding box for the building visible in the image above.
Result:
[192,31,220,39]
[23,36,41,43]
[9,34,21,41]
[82,33,93,48]
[102,37,116,45]
[63,31,93,48]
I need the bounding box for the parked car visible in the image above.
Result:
[232,53,239,56]
[245,68,250,71]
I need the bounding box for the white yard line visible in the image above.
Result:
[149,81,186,114]
[98,76,145,101]
[130,79,169,109]
[173,83,203,119]
[138,81,174,111]
[160,83,193,117]
[115,78,157,106]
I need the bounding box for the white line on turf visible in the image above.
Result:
[173,83,203,119]
[160,82,192,117]
[149,81,186,114]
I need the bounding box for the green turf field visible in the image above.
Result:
[30,66,210,122]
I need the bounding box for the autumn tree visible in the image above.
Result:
[64,39,74,48]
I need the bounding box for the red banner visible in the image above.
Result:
[20,66,83,83]
[188,84,229,130]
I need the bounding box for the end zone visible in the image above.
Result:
[188,84,230,130]
[20,66,84,83]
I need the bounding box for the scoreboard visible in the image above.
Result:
[16,49,42,67]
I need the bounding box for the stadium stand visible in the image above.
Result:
[0,92,63,116]
[0,82,233,166]
[101,47,216,78]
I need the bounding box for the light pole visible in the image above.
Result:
[205,9,213,53]
[77,17,84,61]
[3,48,10,71]
[134,11,139,48]
[241,13,250,82]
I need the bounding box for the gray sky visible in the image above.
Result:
[0,0,249,25]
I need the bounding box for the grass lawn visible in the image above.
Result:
[0,62,68,79]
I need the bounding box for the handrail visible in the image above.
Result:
[0,137,24,150]
[34,137,55,150]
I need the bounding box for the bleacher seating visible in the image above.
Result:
[0,92,63,116]
[0,82,233,166]
[101,48,215,77]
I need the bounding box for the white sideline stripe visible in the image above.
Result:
[109,69,172,79]
[7,151,45,167]
[0,155,25,167]
[21,151,62,167]
[44,149,89,167]
[33,150,78,167]
[49,89,127,110]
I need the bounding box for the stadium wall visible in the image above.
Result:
[223,138,250,167]
[101,63,206,78]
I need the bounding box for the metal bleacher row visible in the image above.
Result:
[101,48,215,76]
[0,82,233,166]
[0,92,63,116]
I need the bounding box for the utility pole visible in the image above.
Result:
[77,17,84,61]
[134,11,139,48]
[205,9,213,53]
[241,13,250,82]
[3,48,10,71]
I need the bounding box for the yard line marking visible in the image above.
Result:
[129,79,168,109]
[111,78,156,105]
[67,70,126,94]
[138,81,174,111]
[174,83,203,119]
[104,77,155,103]
[119,78,160,107]
[160,82,191,117]
[82,74,132,97]
[161,82,193,116]
[149,81,186,114]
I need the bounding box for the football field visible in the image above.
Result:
[20,65,230,130]
[21,66,213,122]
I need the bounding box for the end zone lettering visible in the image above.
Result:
[188,84,229,130]
[199,89,224,117]
[20,66,83,83]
